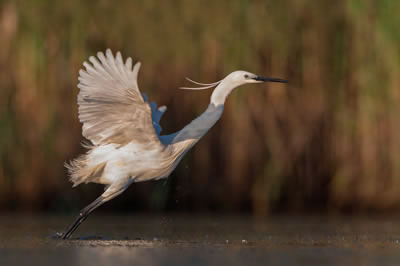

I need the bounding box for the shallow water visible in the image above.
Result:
[1,214,400,265]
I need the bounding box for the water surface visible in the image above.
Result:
[1,214,400,265]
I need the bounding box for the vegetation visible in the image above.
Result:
[1,0,400,213]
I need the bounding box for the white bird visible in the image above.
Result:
[61,49,287,239]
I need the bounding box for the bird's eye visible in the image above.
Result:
[244,74,249,79]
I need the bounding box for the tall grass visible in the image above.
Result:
[0,0,399,213]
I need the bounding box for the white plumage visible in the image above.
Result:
[61,49,287,239]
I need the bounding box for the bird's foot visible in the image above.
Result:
[51,232,66,239]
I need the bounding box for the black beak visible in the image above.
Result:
[253,76,288,83]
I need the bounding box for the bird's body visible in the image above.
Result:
[67,102,223,187]
[61,49,287,239]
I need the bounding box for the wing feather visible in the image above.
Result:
[77,49,164,147]
[125,57,132,70]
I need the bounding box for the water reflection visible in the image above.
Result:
[1,214,400,266]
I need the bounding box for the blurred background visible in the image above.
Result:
[0,0,400,215]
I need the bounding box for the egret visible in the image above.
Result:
[61,49,287,239]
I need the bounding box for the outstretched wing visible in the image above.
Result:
[77,49,164,147]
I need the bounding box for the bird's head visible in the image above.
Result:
[180,70,288,106]
[224,70,288,86]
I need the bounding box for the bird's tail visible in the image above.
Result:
[65,144,107,187]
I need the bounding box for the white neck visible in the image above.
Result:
[210,79,238,106]
[167,104,224,145]
[163,79,239,145]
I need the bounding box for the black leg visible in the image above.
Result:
[61,180,132,240]
[62,196,105,239]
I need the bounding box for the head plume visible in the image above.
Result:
[179,77,222,90]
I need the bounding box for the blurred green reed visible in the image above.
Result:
[0,0,400,213]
